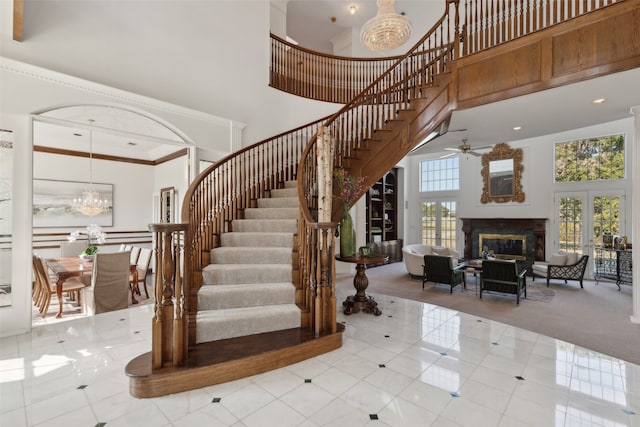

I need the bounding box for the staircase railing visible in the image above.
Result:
[270,34,402,104]
[180,116,328,344]
[153,0,624,361]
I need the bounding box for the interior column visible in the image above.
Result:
[630,105,640,324]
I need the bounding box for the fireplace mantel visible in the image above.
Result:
[461,218,547,262]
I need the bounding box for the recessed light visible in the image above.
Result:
[349,5,356,15]
[592,98,607,104]
[512,126,522,131]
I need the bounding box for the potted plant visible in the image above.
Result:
[333,168,366,257]
[68,224,107,264]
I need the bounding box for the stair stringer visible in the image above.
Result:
[357,78,455,180]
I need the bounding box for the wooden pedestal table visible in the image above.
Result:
[337,255,388,316]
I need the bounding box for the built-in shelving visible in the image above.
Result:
[366,168,402,263]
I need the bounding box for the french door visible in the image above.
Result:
[554,190,625,278]
[421,200,457,249]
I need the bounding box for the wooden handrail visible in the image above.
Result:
[156,0,625,367]
[270,34,403,104]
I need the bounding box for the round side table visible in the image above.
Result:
[336,254,388,316]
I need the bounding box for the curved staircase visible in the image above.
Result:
[196,182,300,343]
[126,0,640,398]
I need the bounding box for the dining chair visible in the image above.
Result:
[85,252,131,315]
[60,240,88,257]
[32,254,88,317]
[130,247,153,298]
[129,246,141,265]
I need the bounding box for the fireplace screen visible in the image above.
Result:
[479,233,526,260]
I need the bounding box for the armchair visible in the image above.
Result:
[480,259,527,304]
[531,254,588,288]
[422,254,465,293]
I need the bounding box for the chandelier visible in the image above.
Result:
[360,0,413,52]
[72,119,109,216]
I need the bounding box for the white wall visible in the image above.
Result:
[34,152,155,232]
[0,1,337,146]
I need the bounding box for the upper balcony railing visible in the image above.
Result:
[272,0,622,105]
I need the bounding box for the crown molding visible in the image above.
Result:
[0,56,246,130]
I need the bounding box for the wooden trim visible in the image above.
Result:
[34,145,188,166]
[13,0,23,42]
[126,325,344,398]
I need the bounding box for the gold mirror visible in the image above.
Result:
[480,143,525,203]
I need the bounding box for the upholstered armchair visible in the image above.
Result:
[531,253,589,288]
[422,254,466,293]
[480,259,527,304]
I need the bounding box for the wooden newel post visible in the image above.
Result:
[149,223,189,370]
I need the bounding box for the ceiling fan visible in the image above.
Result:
[441,139,493,158]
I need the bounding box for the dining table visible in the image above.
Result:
[44,256,138,318]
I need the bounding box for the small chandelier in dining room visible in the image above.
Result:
[72,119,109,216]
[360,0,413,51]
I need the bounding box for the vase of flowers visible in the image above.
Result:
[68,224,107,264]
[334,168,366,257]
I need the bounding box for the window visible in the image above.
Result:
[420,157,459,192]
[555,135,624,183]
[422,200,457,249]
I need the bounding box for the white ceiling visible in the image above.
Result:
[30,1,640,161]
[35,105,189,162]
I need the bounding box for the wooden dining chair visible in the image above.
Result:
[129,246,141,265]
[130,247,153,298]
[32,254,88,317]
[85,252,131,315]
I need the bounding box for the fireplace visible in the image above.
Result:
[461,218,547,269]
[479,233,526,260]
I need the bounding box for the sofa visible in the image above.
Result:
[531,251,589,288]
[402,244,459,278]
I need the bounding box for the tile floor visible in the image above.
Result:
[1,285,639,426]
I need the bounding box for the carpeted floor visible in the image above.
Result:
[336,261,640,366]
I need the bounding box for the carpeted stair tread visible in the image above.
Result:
[232,219,297,233]
[270,187,297,198]
[244,207,298,219]
[196,179,300,345]
[257,197,299,208]
[220,232,293,248]
[198,282,295,310]
[211,247,292,264]
[202,263,292,285]
[196,304,301,343]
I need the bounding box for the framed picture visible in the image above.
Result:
[33,179,113,227]
[160,186,175,223]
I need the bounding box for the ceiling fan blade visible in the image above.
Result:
[468,151,483,157]
[472,145,494,150]
[440,152,457,159]
[444,147,461,152]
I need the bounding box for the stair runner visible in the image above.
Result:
[195,181,300,343]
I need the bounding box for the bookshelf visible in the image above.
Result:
[366,168,402,263]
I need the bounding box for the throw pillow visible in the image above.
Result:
[562,252,579,265]
[549,253,567,266]
[432,247,449,256]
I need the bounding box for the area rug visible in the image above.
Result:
[461,281,555,303]
[336,262,640,365]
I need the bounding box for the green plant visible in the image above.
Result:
[68,224,107,256]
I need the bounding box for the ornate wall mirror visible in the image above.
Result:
[480,142,525,203]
